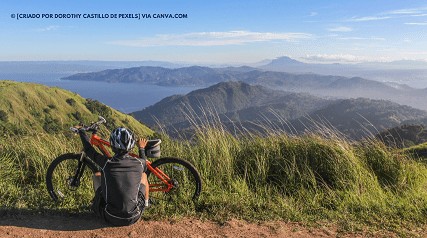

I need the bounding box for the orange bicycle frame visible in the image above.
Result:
[89,133,173,193]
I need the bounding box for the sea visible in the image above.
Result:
[0,73,199,113]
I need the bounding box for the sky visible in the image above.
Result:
[1,0,427,64]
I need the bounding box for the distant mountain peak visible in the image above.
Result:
[269,56,304,66]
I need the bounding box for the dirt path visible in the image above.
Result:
[0,213,328,238]
[0,212,400,238]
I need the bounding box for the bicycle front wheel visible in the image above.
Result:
[46,153,95,205]
[146,157,202,210]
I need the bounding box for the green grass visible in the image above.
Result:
[2,124,427,226]
[157,126,427,236]
[2,122,427,235]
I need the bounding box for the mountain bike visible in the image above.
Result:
[45,116,202,209]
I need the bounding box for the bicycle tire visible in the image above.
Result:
[46,153,95,203]
[146,157,202,207]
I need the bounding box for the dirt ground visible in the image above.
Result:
[0,212,414,238]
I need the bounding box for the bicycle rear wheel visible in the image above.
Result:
[146,157,202,210]
[46,153,94,205]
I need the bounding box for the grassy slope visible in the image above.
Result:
[0,80,152,136]
[1,81,427,236]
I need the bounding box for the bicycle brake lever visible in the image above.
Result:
[98,116,106,124]
[70,127,79,133]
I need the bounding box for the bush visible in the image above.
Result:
[72,111,82,121]
[43,116,61,133]
[66,98,76,106]
[84,99,112,118]
[237,135,364,195]
[0,110,8,122]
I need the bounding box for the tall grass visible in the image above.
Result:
[158,120,427,233]
[0,133,81,209]
[1,120,427,234]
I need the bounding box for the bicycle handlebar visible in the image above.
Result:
[70,116,106,133]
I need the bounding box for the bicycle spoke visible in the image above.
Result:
[147,157,201,213]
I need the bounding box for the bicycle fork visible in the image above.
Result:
[68,153,87,189]
[73,152,102,192]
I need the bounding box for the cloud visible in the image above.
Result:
[110,31,313,47]
[35,25,60,32]
[336,37,385,41]
[386,7,427,15]
[405,22,427,25]
[302,54,366,63]
[348,6,427,22]
[348,16,391,22]
[309,12,318,17]
[328,26,352,32]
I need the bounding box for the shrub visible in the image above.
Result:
[66,98,76,106]
[84,99,112,118]
[43,116,61,133]
[72,111,82,121]
[0,110,8,122]
[47,104,56,109]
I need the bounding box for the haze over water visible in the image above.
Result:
[1,73,198,113]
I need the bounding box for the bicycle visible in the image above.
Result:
[45,116,202,210]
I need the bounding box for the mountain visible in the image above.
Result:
[265,56,305,67]
[262,56,427,71]
[0,80,152,136]
[261,56,359,75]
[131,81,329,130]
[0,61,185,83]
[131,81,427,139]
[62,66,236,86]
[295,98,427,139]
[63,65,427,111]
[260,56,427,88]
[62,64,387,90]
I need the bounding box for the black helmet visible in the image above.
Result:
[109,127,135,152]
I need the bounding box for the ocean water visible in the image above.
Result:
[0,73,199,113]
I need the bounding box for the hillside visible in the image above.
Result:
[296,98,427,139]
[0,80,152,136]
[131,81,329,130]
[132,82,427,139]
